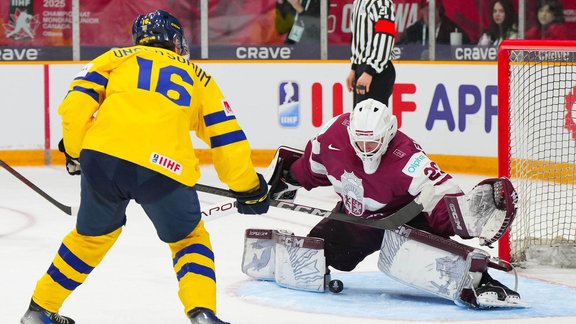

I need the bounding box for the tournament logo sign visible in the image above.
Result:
[4,1,39,40]
[278,81,300,128]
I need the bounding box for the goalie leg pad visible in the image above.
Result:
[242,228,327,292]
[378,225,527,308]
[378,225,489,306]
[274,231,327,292]
[242,229,280,280]
[444,177,518,246]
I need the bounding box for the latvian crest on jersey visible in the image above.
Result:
[342,171,364,217]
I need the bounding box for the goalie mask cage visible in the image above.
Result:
[498,40,576,267]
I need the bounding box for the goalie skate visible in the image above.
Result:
[475,273,527,309]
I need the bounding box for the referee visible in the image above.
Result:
[346,0,397,106]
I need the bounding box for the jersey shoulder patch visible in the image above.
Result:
[401,152,430,178]
[75,63,94,78]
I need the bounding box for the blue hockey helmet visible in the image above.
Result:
[132,10,189,57]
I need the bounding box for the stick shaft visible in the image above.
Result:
[0,160,72,215]
[195,184,512,272]
[201,199,238,222]
[194,183,422,230]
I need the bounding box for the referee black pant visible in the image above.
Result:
[354,62,396,107]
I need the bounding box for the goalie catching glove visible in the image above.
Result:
[444,177,518,246]
[266,146,303,202]
[58,139,81,176]
[231,173,270,215]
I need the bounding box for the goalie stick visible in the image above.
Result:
[0,159,74,216]
[196,183,514,273]
[194,183,432,230]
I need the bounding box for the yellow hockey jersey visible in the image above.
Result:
[59,45,259,192]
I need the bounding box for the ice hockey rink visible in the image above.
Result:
[2,165,576,324]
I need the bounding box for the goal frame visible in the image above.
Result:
[497,39,576,262]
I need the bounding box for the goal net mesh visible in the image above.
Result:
[502,44,576,267]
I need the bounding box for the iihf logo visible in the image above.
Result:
[278,81,300,128]
[150,152,182,175]
[4,8,39,40]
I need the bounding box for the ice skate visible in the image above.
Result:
[188,307,230,324]
[475,272,527,308]
[20,299,75,324]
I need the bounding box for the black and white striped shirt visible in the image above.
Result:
[350,0,396,75]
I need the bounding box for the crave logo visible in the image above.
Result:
[4,1,39,40]
[564,86,576,139]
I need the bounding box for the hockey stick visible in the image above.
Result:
[0,160,232,220]
[0,159,256,220]
[195,183,514,274]
[194,183,433,230]
[0,160,75,216]
[201,198,238,222]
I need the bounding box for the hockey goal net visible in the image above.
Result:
[498,40,576,267]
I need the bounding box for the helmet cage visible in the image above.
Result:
[347,99,397,174]
[351,133,386,158]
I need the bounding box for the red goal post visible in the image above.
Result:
[498,40,576,267]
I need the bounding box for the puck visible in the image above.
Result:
[328,279,344,293]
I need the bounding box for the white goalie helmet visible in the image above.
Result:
[347,99,398,174]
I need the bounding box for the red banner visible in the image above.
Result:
[1,1,574,50]
[0,0,197,47]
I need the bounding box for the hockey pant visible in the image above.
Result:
[309,203,433,272]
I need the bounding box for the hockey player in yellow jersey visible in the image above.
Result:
[20,10,269,324]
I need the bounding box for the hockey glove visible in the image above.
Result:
[58,139,81,176]
[269,164,301,201]
[232,173,270,215]
[466,177,518,246]
[267,146,303,202]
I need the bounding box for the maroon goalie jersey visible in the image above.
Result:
[291,113,464,237]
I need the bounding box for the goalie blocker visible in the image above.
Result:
[242,228,329,292]
[266,146,304,202]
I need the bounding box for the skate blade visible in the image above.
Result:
[477,296,529,309]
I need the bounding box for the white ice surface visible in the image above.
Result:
[1,166,575,324]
